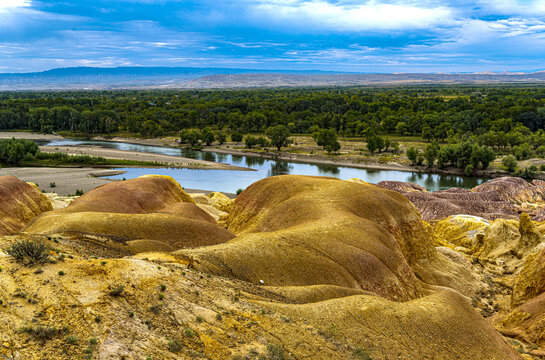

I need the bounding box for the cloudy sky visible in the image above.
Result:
[1,0,544,73]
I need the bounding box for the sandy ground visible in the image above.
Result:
[0,167,237,197]
[0,131,64,140]
[0,167,121,195]
[39,145,250,171]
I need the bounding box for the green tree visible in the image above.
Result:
[313,129,337,149]
[423,144,439,168]
[265,125,291,151]
[180,129,201,146]
[231,132,243,143]
[502,155,518,173]
[406,146,419,165]
[216,131,227,145]
[326,141,341,154]
[201,127,215,146]
[245,135,258,149]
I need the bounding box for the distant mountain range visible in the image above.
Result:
[1,67,545,90]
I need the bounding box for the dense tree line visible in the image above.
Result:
[1,86,545,161]
[0,86,543,138]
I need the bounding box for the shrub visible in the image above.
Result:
[353,346,372,360]
[184,328,195,337]
[267,344,286,360]
[5,239,50,266]
[19,325,67,341]
[168,339,183,353]
[49,182,56,188]
[231,132,243,143]
[109,285,124,296]
[502,155,518,172]
[65,335,78,344]
[236,188,244,196]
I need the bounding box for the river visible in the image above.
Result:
[42,139,488,193]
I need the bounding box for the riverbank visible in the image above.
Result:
[0,132,251,171]
[0,167,237,197]
[3,131,540,180]
[39,145,252,171]
[91,134,507,178]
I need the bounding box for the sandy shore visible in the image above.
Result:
[0,167,121,195]
[0,167,237,197]
[0,132,250,171]
[39,145,251,171]
[0,131,64,141]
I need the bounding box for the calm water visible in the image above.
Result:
[42,139,488,193]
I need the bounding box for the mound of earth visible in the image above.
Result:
[179,175,485,301]
[511,247,545,307]
[433,213,544,272]
[22,176,234,252]
[377,177,545,221]
[0,232,522,360]
[0,175,52,236]
[53,174,195,214]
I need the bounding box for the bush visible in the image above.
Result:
[236,188,244,196]
[406,146,419,165]
[231,132,243,143]
[266,344,286,360]
[4,239,50,266]
[245,135,258,149]
[65,335,78,344]
[168,339,182,353]
[109,285,124,296]
[502,155,518,172]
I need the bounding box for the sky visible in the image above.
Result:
[0,0,545,73]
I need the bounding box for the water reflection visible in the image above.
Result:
[316,164,340,176]
[245,156,266,167]
[269,161,293,176]
[41,139,489,193]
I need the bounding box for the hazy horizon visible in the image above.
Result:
[1,1,544,73]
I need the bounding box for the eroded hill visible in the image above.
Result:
[3,174,544,359]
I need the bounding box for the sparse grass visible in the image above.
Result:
[267,344,286,360]
[109,285,124,296]
[353,346,372,360]
[18,325,67,341]
[168,339,183,353]
[4,239,50,266]
[65,335,78,344]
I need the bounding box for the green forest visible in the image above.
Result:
[1,85,545,175]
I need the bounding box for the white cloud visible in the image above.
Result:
[248,0,454,31]
[0,0,30,11]
[478,0,545,16]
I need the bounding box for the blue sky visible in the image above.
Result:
[1,0,544,73]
